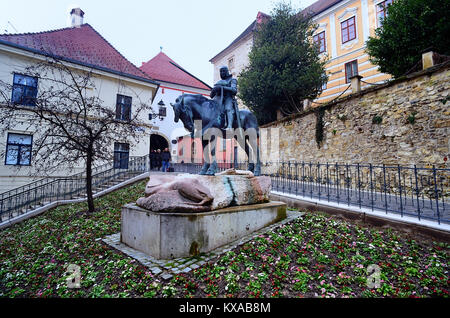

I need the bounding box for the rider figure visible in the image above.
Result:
[210,66,237,130]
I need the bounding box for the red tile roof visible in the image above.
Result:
[0,24,155,83]
[140,52,211,91]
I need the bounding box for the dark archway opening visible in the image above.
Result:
[150,134,169,152]
[150,134,169,170]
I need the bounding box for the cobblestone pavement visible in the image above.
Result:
[102,210,303,280]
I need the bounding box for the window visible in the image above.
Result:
[5,133,32,166]
[345,60,358,83]
[11,74,38,106]
[228,57,235,70]
[113,142,129,169]
[313,31,326,53]
[377,0,393,27]
[115,94,132,121]
[341,16,356,44]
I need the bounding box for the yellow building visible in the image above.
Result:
[308,0,393,104]
[210,0,395,106]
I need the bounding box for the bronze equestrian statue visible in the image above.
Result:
[170,66,261,176]
[210,66,239,131]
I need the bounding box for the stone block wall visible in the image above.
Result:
[261,62,450,168]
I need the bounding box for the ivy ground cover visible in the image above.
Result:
[0,180,448,298]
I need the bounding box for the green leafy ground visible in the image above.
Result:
[0,180,448,298]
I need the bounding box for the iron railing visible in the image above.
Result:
[170,161,449,225]
[0,155,150,223]
[2,158,448,226]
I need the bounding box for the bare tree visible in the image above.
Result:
[0,55,154,212]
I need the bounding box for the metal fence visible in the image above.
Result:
[170,161,449,225]
[0,155,150,223]
[1,159,448,226]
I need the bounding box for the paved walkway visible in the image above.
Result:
[102,210,303,280]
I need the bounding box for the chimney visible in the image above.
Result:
[70,8,85,27]
[256,11,270,24]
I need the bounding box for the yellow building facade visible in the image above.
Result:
[309,0,393,104]
[210,0,395,107]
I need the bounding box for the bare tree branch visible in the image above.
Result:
[0,55,154,212]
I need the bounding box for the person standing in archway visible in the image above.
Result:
[156,149,162,171]
[162,147,171,172]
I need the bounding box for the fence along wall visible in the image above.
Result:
[261,62,449,168]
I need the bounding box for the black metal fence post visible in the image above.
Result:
[397,165,404,218]
[432,166,441,224]
[414,165,421,221]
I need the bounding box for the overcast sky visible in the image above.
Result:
[1,0,317,86]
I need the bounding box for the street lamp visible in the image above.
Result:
[149,100,167,121]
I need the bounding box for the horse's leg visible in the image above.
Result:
[205,135,217,175]
[199,139,210,175]
[254,134,261,176]
[233,134,247,171]
[245,135,255,173]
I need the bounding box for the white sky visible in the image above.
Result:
[0,0,317,86]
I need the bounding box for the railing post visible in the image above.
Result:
[432,166,441,224]
[309,162,313,199]
[336,163,340,204]
[383,164,388,214]
[397,165,404,217]
[326,162,330,202]
[369,163,374,211]
[345,163,350,206]
[357,163,361,209]
[317,162,321,200]
[287,161,292,194]
[302,161,306,197]
[414,165,421,221]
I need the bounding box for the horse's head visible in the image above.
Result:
[171,95,194,132]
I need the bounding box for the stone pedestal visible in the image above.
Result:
[120,201,287,259]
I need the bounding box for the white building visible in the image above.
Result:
[0,9,159,192]
[140,51,211,162]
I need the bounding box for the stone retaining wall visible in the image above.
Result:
[261,62,450,168]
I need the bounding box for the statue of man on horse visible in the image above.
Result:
[210,66,240,131]
[170,66,261,176]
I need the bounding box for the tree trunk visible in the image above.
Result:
[86,151,95,213]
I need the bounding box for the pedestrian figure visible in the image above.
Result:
[162,147,171,172]
[156,149,162,171]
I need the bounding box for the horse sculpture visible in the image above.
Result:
[171,94,261,176]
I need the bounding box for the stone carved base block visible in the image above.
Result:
[120,201,287,259]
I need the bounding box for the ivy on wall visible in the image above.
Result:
[315,108,325,148]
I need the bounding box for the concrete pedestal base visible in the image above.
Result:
[120,201,287,259]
